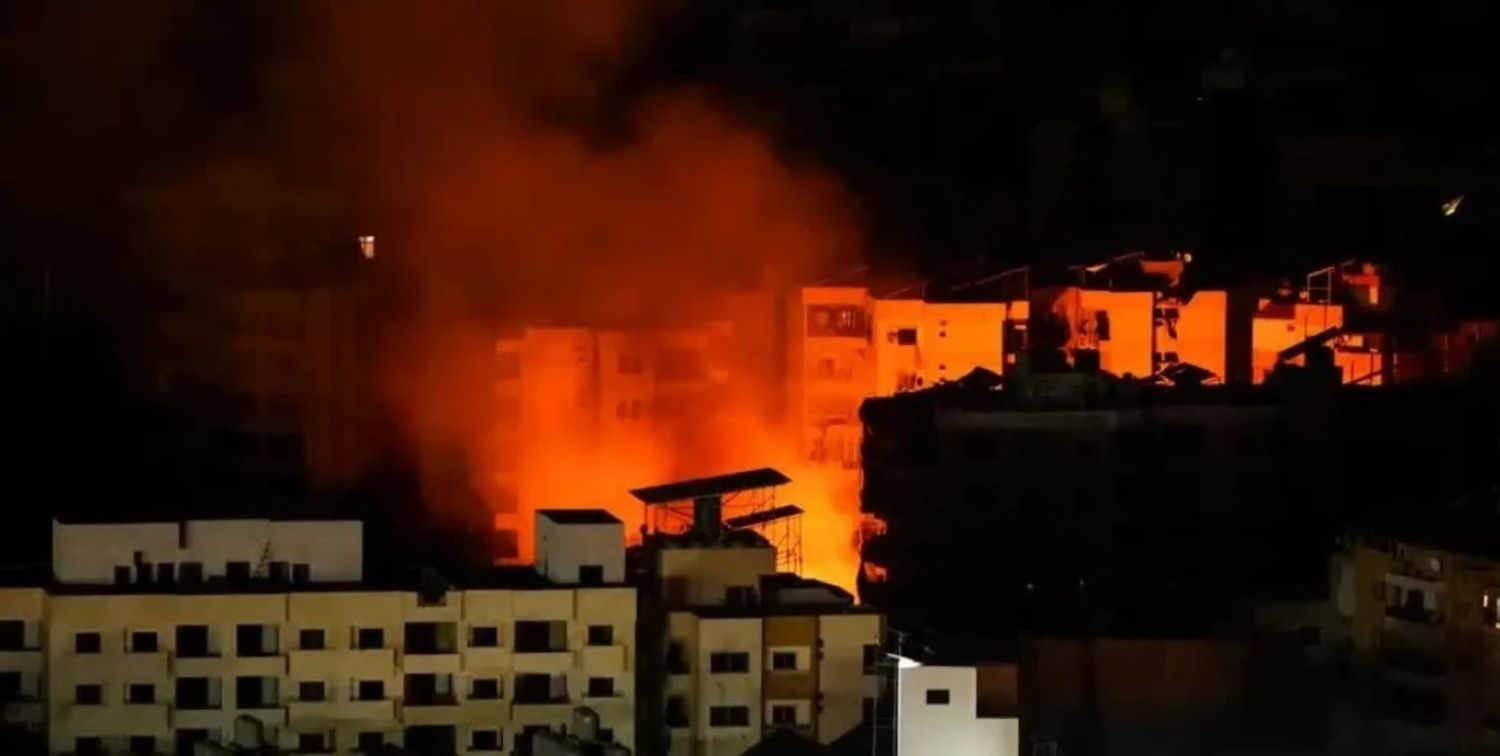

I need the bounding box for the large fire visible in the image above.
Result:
[301,4,866,590]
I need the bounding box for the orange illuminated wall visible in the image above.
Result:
[1248,300,1388,383]
[869,299,1008,395]
[1166,290,1228,381]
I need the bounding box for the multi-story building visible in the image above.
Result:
[892,655,1019,756]
[1334,499,1500,754]
[631,470,883,756]
[1249,262,1388,385]
[0,511,636,756]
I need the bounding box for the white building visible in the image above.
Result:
[0,513,637,756]
[895,660,1019,756]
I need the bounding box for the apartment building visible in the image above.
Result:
[892,657,1019,756]
[1334,502,1500,754]
[632,471,883,756]
[0,512,636,756]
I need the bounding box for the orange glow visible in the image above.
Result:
[305,4,865,590]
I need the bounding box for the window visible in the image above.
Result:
[403,673,454,706]
[520,725,551,754]
[75,737,103,756]
[298,733,330,753]
[175,677,213,709]
[177,625,211,657]
[235,675,277,711]
[771,704,797,725]
[725,585,756,606]
[357,732,384,752]
[771,651,798,671]
[128,736,155,755]
[926,688,951,705]
[578,564,604,585]
[236,624,276,656]
[471,678,500,700]
[587,625,613,646]
[709,706,751,727]
[355,627,384,649]
[299,628,326,650]
[0,671,20,701]
[226,561,251,583]
[127,683,155,704]
[292,563,311,584]
[862,643,880,672]
[807,304,868,337]
[895,327,918,346]
[470,626,499,648]
[75,684,102,705]
[75,632,101,654]
[666,641,689,674]
[470,728,502,751]
[356,680,385,701]
[299,681,326,701]
[514,673,564,704]
[587,677,614,698]
[710,652,750,673]
[514,621,564,653]
[156,563,176,584]
[665,695,689,728]
[130,631,158,653]
[180,561,204,584]
[404,621,456,654]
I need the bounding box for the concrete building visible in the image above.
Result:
[0,512,637,756]
[1333,495,1500,754]
[631,471,883,756]
[893,658,1019,756]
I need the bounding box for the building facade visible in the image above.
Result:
[0,513,636,756]
[893,660,1019,756]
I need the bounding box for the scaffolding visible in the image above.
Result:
[628,467,804,575]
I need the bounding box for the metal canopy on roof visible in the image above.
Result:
[629,467,790,505]
[724,504,803,530]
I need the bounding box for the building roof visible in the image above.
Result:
[629,468,789,504]
[724,504,804,529]
[538,509,622,525]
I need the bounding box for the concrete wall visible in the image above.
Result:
[695,617,764,756]
[898,664,1018,756]
[816,613,882,743]
[536,516,625,585]
[51,519,362,585]
[658,545,777,607]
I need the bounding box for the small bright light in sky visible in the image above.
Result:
[1442,195,1463,217]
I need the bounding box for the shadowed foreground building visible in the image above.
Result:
[0,513,636,755]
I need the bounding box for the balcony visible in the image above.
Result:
[460,646,511,670]
[511,650,573,674]
[581,645,625,675]
[288,698,396,723]
[67,702,170,733]
[401,651,461,675]
[399,695,459,727]
[171,705,226,731]
[289,647,396,678]
[234,705,287,728]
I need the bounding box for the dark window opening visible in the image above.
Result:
[895,328,918,346]
[236,676,274,709]
[403,673,454,706]
[297,732,330,753]
[471,678,500,700]
[470,729,502,751]
[356,732,384,752]
[666,641,689,674]
[470,626,499,648]
[176,625,211,658]
[75,737,103,756]
[226,561,251,583]
[175,678,213,709]
[299,681,326,701]
[76,684,103,705]
[587,625,613,646]
[709,706,750,727]
[926,688,951,705]
[771,651,798,671]
[586,677,614,698]
[404,622,456,654]
[665,695,689,728]
[130,631,159,653]
[514,673,565,704]
[236,624,276,657]
[356,680,385,701]
[299,628,325,650]
[514,621,565,653]
[127,683,156,704]
[710,651,750,673]
[180,562,204,584]
[128,736,156,755]
[75,632,101,654]
[355,627,384,649]
[578,564,604,585]
[771,704,797,725]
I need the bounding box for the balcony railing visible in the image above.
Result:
[403,693,458,707]
[513,692,569,705]
[1385,604,1442,625]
